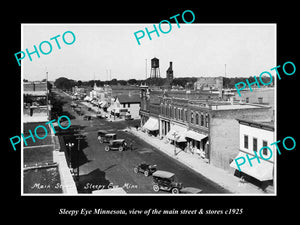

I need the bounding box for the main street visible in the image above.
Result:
[55,90,229,194]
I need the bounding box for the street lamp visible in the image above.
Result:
[172,132,179,156]
[66,142,74,173]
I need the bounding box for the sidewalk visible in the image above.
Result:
[128,128,274,195]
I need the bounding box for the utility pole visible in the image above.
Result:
[145,59,147,79]
[46,70,49,119]
[74,130,84,181]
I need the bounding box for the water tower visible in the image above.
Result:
[150,57,160,78]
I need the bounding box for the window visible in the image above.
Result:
[253,138,257,151]
[200,113,204,126]
[262,140,268,155]
[185,110,188,122]
[127,103,130,108]
[178,108,181,120]
[181,109,184,121]
[195,113,199,125]
[191,112,194,123]
[244,135,249,149]
[205,113,209,127]
[123,103,126,108]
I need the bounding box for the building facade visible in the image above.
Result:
[140,85,273,172]
[230,119,275,185]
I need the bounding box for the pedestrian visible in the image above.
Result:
[130,140,134,151]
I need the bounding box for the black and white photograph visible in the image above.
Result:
[4,3,298,221]
[20,23,276,195]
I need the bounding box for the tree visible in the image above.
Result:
[128,79,137,85]
[54,77,76,90]
[117,80,127,85]
[110,79,118,85]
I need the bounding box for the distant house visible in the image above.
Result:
[109,94,141,119]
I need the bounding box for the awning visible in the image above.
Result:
[142,117,159,131]
[230,152,274,181]
[166,125,187,142]
[185,130,207,142]
[100,101,108,108]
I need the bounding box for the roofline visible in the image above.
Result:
[237,118,274,131]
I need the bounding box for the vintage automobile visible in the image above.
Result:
[83,114,92,120]
[152,170,183,194]
[180,187,203,194]
[104,139,128,152]
[98,132,117,144]
[133,163,157,177]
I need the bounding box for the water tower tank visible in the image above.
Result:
[151,57,159,68]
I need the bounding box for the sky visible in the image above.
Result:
[21,24,276,82]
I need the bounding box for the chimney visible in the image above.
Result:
[169,61,173,70]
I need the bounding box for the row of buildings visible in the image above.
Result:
[71,83,141,119]
[139,79,275,188]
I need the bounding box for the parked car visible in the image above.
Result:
[133,163,157,177]
[152,170,183,194]
[83,114,92,120]
[180,187,203,194]
[98,132,117,143]
[104,139,128,152]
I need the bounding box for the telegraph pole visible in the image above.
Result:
[145,59,147,79]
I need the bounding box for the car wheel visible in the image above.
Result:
[99,139,103,144]
[133,167,138,173]
[104,146,110,151]
[144,170,149,177]
[153,184,159,192]
[119,147,123,152]
[171,188,179,194]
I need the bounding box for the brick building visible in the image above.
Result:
[140,85,272,172]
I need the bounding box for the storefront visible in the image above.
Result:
[230,152,274,182]
[185,130,209,159]
[142,117,159,136]
[165,124,187,150]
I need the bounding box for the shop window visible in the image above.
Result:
[205,113,209,127]
[195,113,199,125]
[200,113,204,126]
[185,110,188,122]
